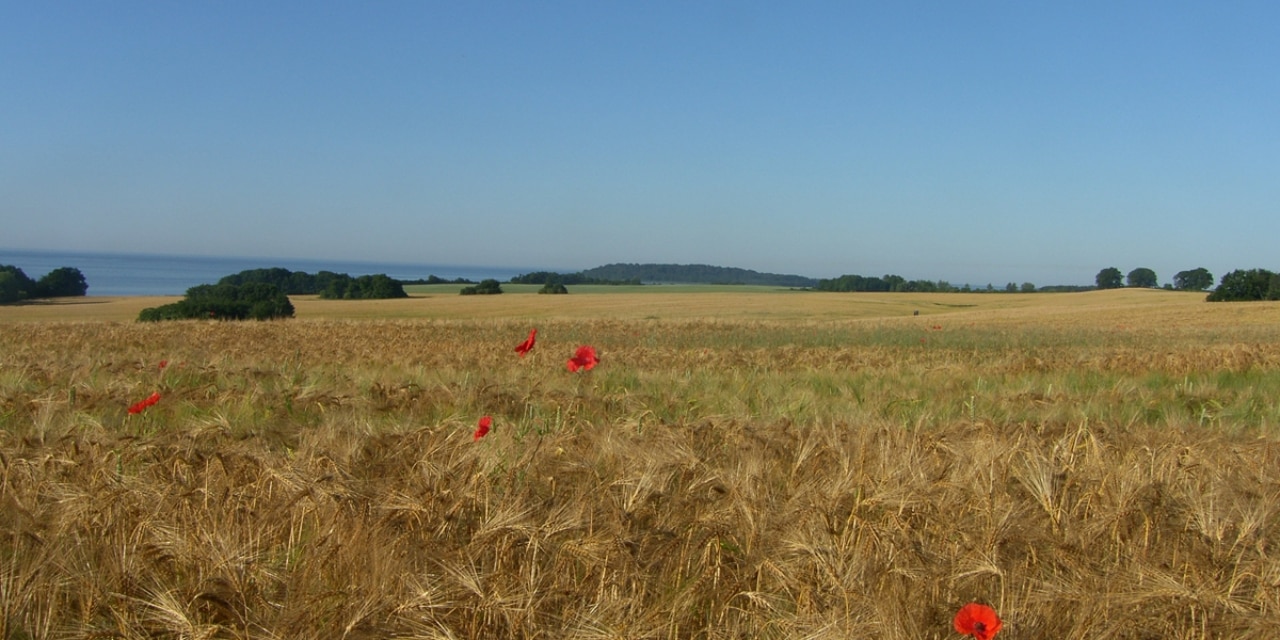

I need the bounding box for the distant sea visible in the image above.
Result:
[1,249,534,296]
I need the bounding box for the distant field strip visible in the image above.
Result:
[0,287,1242,323]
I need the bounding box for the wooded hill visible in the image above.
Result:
[576,263,818,287]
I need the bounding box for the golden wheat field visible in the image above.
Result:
[3,289,1280,639]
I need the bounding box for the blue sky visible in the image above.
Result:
[3,2,1276,286]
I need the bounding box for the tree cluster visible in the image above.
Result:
[817,274,902,292]
[218,268,406,299]
[0,265,88,303]
[460,279,503,295]
[138,283,294,322]
[320,274,407,300]
[1173,268,1214,291]
[1206,269,1280,302]
[219,267,345,294]
[816,274,979,293]
[1095,266,1214,291]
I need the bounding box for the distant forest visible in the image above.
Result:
[510,263,1263,297]
[508,271,640,286]
[512,263,818,287]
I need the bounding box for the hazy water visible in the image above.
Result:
[1,249,532,296]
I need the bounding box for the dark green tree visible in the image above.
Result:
[320,274,407,299]
[816,274,894,292]
[0,271,25,304]
[538,282,569,294]
[1206,269,1280,302]
[361,274,407,299]
[1173,268,1214,291]
[238,282,296,319]
[1095,267,1124,289]
[321,275,354,299]
[1020,282,1036,293]
[0,265,35,302]
[1126,268,1158,288]
[220,267,307,292]
[34,267,88,297]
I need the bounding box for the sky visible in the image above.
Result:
[3,2,1277,286]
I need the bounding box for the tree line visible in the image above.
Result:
[509,271,639,286]
[0,265,88,303]
[1093,267,1214,291]
[577,263,814,287]
[1094,266,1279,301]
[815,274,1065,293]
[217,268,407,299]
[459,278,566,295]
[137,268,408,322]
[814,266,1278,301]
[399,275,477,285]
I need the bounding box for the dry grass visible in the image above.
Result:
[3,290,1280,638]
[0,287,1221,323]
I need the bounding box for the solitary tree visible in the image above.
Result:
[1126,268,1158,288]
[1095,267,1124,289]
[1173,268,1214,291]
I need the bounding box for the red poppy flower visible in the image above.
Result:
[128,391,161,415]
[158,360,169,369]
[954,603,1001,640]
[566,345,599,372]
[514,328,537,357]
[474,415,492,441]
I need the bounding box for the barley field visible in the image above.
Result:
[3,289,1280,638]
